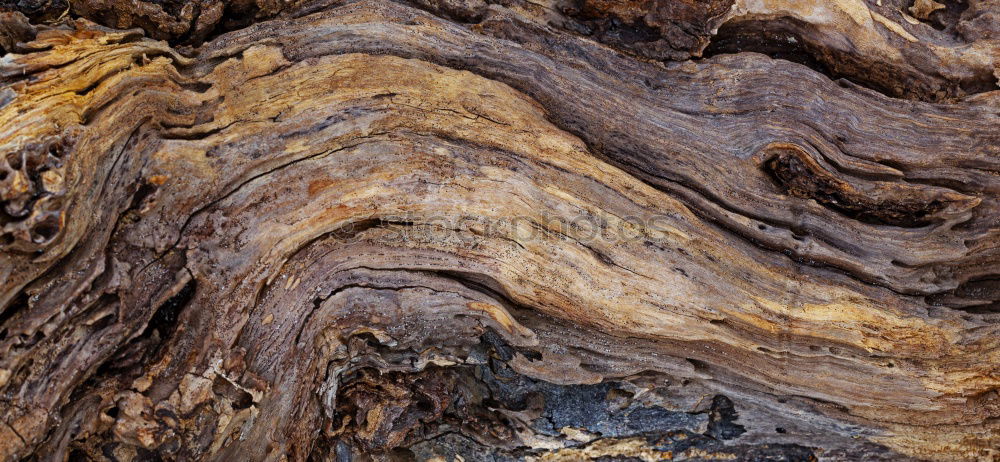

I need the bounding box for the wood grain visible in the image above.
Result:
[0,0,998,460]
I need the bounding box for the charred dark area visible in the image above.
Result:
[328,352,822,461]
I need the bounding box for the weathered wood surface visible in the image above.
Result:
[0,0,998,460]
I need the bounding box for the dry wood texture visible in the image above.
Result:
[0,0,998,460]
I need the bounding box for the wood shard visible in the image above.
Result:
[0,0,998,461]
[909,0,946,20]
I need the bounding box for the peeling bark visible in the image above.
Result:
[0,0,998,461]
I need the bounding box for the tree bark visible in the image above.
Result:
[0,0,998,460]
